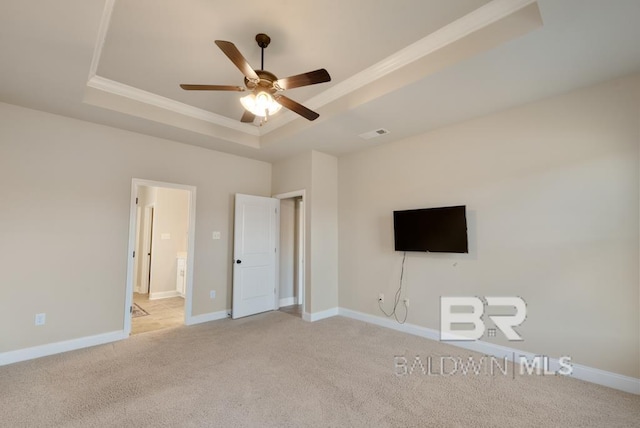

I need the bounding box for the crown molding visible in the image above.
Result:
[87,75,261,136]
[86,0,536,138]
[263,0,538,133]
[88,0,115,80]
[86,0,260,137]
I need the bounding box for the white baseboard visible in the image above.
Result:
[0,330,127,366]
[4,306,636,395]
[302,307,339,322]
[1,310,230,366]
[185,309,230,326]
[279,297,296,307]
[149,290,182,300]
[337,307,640,395]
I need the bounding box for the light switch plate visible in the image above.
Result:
[210,290,216,299]
[212,231,221,240]
[35,313,46,326]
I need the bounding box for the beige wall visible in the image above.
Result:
[272,152,313,311]
[272,150,339,314]
[279,198,295,300]
[310,151,339,313]
[0,102,271,352]
[338,75,640,378]
[149,187,190,295]
[2,73,637,380]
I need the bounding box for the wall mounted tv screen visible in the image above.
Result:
[393,205,468,253]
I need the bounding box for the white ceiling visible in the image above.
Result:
[1,0,640,162]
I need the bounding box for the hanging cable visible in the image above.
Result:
[379,251,408,324]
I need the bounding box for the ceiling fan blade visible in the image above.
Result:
[274,95,320,121]
[240,110,256,123]
[275,69,331,90]
[214,40,260,81]
[180,84,245,91]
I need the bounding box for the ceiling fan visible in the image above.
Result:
[180,33,331,123]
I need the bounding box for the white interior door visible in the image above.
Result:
[232,194,279,319]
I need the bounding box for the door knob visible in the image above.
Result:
[236,259,242,264]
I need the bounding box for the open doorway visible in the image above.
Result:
[275,191,305,318]
[125,180,196,336]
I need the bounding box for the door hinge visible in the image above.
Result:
[135,197,139,205]
[133,251,135,258]
[130,306,133,314]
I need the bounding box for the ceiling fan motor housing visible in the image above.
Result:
[244,70,279,94]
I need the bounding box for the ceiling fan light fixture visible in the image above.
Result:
[240,91,282,117]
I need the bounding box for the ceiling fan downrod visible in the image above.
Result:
[255,33,271,70]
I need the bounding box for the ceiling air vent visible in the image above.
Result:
[358,128,390,140]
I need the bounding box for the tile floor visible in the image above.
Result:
[132,293,184,335]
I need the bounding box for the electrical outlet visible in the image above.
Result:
[378,293,384,303]
[35,313,46,326]
[403,298,410,308]
[210,290,216,299]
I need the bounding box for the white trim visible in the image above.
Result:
[133,205,142,292]
[273,190,306,200]
[140,204,154,294]
[279,297,296,307]
[274,190,307,315]
[0,330,126,366]
[86,0,533,138]
[124,181,137,336]
[296,199,305,312]
[87,76,261,136]
[185,310,230,326]
[337,308,640,395]
[303,307,339,322]
[262,0,537,132]
[87,0,115,80]
[274,198,281,311]
[149,290,182,300]
[125,179,197,336]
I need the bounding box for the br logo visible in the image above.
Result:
[440,297,526,341]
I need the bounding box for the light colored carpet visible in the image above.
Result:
[1,311,638,427]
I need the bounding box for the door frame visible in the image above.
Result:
[274,190,306,314]
[140,204,155,294]
[124,179,197,336]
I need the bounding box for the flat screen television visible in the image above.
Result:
[393,205,468,253]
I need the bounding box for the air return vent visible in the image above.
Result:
[358,128,390,140]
